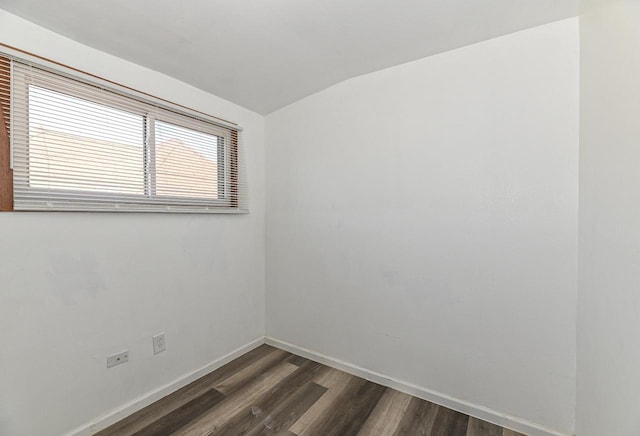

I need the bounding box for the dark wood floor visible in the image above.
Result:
[96,344,524,436]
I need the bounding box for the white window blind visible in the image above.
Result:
[10,61,247,213]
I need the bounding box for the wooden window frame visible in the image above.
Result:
[0,55,12,211]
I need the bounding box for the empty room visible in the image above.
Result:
[0,1,635,435]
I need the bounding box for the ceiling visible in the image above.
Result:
[0,0,578,114]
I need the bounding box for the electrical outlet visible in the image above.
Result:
[152,332,166,354]
[107,350,129,368]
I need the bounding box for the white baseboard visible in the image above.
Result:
[265,337,570,436]
[64,337,265,436]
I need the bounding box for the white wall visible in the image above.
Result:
[577,2,640,435]
[0,11,265,436]
[266,18,579,435]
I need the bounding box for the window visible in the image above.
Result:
[0,57,246,213]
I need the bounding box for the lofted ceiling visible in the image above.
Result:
[0,0,578,114]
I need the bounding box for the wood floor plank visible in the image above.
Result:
[96,344,276,436]
[203,345,279,385]
[502,428,525,436]
[301,377,387,436]
[431,406,470,436]
[214,348,291,395]
[392,397,439,436]
[132,389,225,436]
[211,360,325,435]
[247,381,327,435]
[466,416,503,436]
[289,370,353,435]
[312,367,349,389]
[356,389,412,436]
[172,362,299,436]
[286,354,308,367]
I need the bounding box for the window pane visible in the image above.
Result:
[28,85,145,194]
[155,120,222,199]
